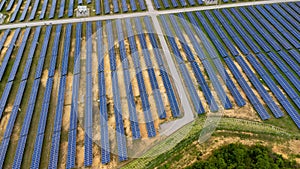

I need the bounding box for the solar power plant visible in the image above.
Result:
[0,1,299,168]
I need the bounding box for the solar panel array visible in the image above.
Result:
[125,18,157,137]
[66,23,82,169]
[0,28,21,81]
[96,21,111,165]
[160,15,206,115]
[48,24,72,169]
[0,0,147,22]
[116,19,141,140]
[31,25,62,169]
[181,13,245,108]
[12,26,51,169]
[0,26,42,169]
[84,21,93,167]
[153,0,205,9]
[174,3,300,127]
[143,17,181,118]
[0,2,299,168]
[107,20,128,162]
[134,17,167,119]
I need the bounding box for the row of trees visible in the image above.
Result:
[186,144,299,169]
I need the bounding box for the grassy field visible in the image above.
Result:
[123,116,300,169]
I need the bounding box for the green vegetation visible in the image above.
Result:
[124,116,299,169]
[186,143,299,169]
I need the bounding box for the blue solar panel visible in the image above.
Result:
[95,0,101,14]
[66,129,77,169]
[7,28,31,82]
[277,51,300,76]
[6,0,15,11]
[160,15,207,114]
[153,0,162,9]
[288,49,300,64]
[249,6,298,49]
[116,19,141,138]
[173,13,230,109]
[287,2,300,17]
[180,13,245,107]
[178,0,187,7]
[0,81,13,119]
[49,0,57,18]
[48,25,63,77]
[9,0,22,22]
[58,0,66,18]
[236,56,283,118]
[138,0,146,10]
[280,3,300,23]
[239,7,282,51]
[0,0,6,10]
[170,0,178,8]
[61,24,72,76]
[125,18,157,137]
[35,26,52,79]
[104,0,110,14]
[0,28,21,81]
[0,29,10,51]
[39,0,49,19]
[134,18,167,118]
[28,0,38,20]
[112,0,119,13]
[121,0,128,12]
[267,52,300,92]
[0,78,27,168]
[66,23,81,169]
[222,55,270,120]
[266,4,300,39]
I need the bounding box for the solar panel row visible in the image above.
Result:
[0,28,21,81]
[0,29,10,51]
[169,14,224,111]
[116,19,141,139]
[39,0,49,19]
[135,17,167,119]
[9,0,22,22]
[178,13,244,109]
[265,5,300,40]
[0,26,43,167]
[193,11,270,120]
[107,20,129,162]
[125,18,156,137]
[160,15,206,114]
[29,25,62,169]
[143,16,181,117]
[287,2,300,15]
[0,28,36,120]
[246,54,300,127]
[48,75,68,169]
[280,3,300,23]
[84,21,93,167]
[255,6,300,49]
[49,0,57,19]
[66,23,82,169]
[205,9,287,119]
[272,4,300,32]
[28,0,39,20]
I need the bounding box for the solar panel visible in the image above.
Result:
[0,28,21,81]
[39,0,49,19]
